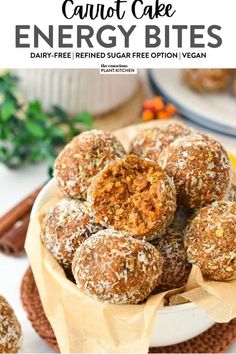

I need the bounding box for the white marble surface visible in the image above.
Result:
[0,121,236,353]
[0,162,54,353]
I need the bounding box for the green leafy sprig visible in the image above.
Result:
[0,72,93,174]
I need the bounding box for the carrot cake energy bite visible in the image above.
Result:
[72,230,164,304]
[182,69,232,92]
[41,199,102,270]
[54,130,126,199]
[88,154,177,240]
[154,226,191,291]
[226,182,236,202]
[158,133,232,208]
[184,201,236,281]
[0,295,22,353]
[130,123,191,162]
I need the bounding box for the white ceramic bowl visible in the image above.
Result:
[31,179,215,347]
[14,69,139,116]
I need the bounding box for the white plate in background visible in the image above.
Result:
[148,69,236,136]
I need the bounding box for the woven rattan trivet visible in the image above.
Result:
[21,268,59,352]
[21,268,236,353]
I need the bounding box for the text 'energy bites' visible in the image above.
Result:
[88,154,177,240]
[72,230,163,304]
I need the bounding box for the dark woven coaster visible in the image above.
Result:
[20,268,59,352]
[20,267,236,353]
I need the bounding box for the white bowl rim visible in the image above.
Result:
[32,178,197,314]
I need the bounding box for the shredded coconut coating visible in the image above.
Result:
[54,130,126,200]
[226,182,236,202]
[158,133,232,208]
[182,69,232,92]
[41,199,102,270]
[184,201,236,281]
[154,226,191,291]
[0,295,22,353]
[130,123,191,162]
[72,230,164,304]
[148,206,192,241]
[88,154,177,240]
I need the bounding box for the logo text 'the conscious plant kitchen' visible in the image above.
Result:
[15,0,222,49]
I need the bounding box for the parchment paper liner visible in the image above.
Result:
[25,120,236,353]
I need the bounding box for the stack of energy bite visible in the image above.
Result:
[40,124,236,305]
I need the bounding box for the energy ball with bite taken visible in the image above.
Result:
[41,199,102,270]
[72,230,163,304]
[159,133,232,208]
[154,226,191,291]
[182,69,232,92]
[184,201,236,281]
[54,130,126,199]
[0,295,22,353]
[130,123,191,162]
[88,154,177,240]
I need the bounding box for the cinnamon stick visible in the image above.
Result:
[0,185,43,237]
[0,213,30,256]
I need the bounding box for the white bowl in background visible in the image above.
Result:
[31,178,215,347]
[14,69,139,116]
